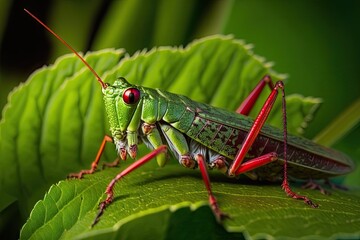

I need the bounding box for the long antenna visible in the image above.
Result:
[24,8,107,89]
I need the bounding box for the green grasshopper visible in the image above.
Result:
[25,9,355,227]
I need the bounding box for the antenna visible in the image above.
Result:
[24,8,107,89]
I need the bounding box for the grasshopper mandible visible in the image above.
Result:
[25,9,355,227]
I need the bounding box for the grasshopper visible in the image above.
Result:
[25,9,355,227]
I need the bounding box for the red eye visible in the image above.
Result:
[123,88,140,104]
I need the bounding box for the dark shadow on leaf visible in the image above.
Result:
[112,194,132,204]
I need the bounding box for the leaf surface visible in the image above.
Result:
[20,163,360,240]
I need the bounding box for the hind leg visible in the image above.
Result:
[236,75,274,115]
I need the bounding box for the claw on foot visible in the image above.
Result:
[102,158,120,169]
[282,181,318,208]
[67,165,97,179]
[325,179,349,191]
[67,170,91,179]
[91,201,108,228]
[209,195,230,223]
[302,178,349,196]
[92,180,116,227]
[213,208,230,223]
[302,179,330,195]
[304,198,319,208]
[67,173,82,179]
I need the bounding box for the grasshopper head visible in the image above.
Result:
[102,77,143,158]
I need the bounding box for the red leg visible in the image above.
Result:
[234,152,278,175]
[282,181,318,207]
[229,81,282,176]
[195,154,228,222]
[92,145,167,227]
[302,179,330,195]
[68,135,113,179]
[236,75,274,115]
[102,158,120,169]
[279,87,318,207]
[324,179,348,191]
[230,81,318,208]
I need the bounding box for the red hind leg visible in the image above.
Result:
[231,81,318,208]
[236,75,274,115]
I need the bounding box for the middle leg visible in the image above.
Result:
[92,145,167,227]
[195,154,228,222]
[159,123,228,221]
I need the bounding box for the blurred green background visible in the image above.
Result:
[1,0,359,172]
[1,0,359,139]
[0,0,359,238]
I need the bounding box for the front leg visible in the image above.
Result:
[92,145,167,227]
[142,123,169,167]
[68,135,113,179]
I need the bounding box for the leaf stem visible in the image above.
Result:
[313,97,360,147]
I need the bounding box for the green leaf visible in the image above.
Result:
[19,163,244,240]
[20,164,360,239]
[92,0,157,53]
[1,36,327,238]
[313,97,360,147]
[0,49,125,207]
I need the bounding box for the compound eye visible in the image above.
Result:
[122,88,140,104]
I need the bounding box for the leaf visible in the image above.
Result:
[20,163,360,239]
[0,49,125,206]
[92,0,157,53]
[0,36,324,238]
[91,0,231,53]
[20,162,245,240]
[313,97,360,147]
